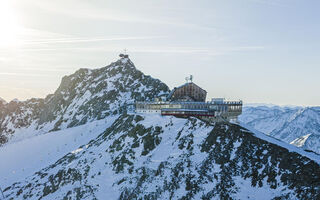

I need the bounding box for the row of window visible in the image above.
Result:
[137,104,242,111]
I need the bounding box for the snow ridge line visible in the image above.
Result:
[239,122,320,165]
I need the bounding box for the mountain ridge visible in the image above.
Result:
[0,57,169,145]
[1,57,320,199]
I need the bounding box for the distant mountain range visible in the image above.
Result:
[239,105,320,154]
[0,57,319,199]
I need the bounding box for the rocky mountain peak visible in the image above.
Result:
[0,57,170,145]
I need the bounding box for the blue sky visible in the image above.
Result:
[0,0,319,105]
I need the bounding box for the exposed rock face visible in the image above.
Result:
[0,98,44,144]
[240,105,320,154]
[3,114,320,199]
[0,58,169,145]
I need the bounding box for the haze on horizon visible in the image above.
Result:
[0,0,319,106]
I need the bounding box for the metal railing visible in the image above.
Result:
[136,100,242,105]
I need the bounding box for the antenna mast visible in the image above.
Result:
[185,75,193,83]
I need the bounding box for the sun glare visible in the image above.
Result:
[0,1,21,48]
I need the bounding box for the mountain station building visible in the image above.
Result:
[135,77,242,122]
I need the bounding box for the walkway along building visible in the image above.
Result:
[135,78,242,122]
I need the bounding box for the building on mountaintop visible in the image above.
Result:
[135,75,243,122]
[119,53,129,58]
[119,49,129,58]
[167,82,207,102]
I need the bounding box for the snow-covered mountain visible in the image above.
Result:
[239,105,320,154]
[1,57,320,199]
[2,113,320,199]
[0,57,169,145]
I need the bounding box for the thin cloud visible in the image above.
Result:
[247,0,289,7]
[228,46,265,51]
[27,0,220,32]
[0,72,55,77]
[8,67,72,72]
[131,46,265,54]
[4,46,265,55]
[21,36,166,45]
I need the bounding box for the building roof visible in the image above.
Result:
[167,82,207,100]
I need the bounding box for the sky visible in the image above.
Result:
[0,0,319,106]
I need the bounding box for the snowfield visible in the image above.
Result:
[1,114,320,199]
[0,116,118,187]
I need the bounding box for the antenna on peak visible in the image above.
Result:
[185,75,193,83]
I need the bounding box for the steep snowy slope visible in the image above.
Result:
[239,106,320,154]
[0,116,118,187]
[3,114,320,199]
[0,58,169,145]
